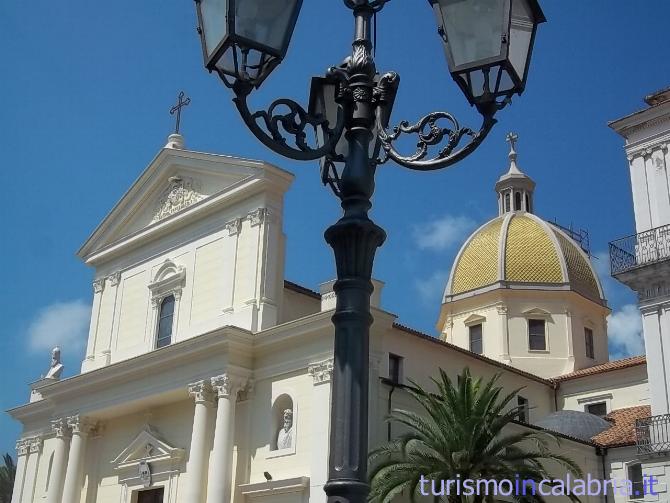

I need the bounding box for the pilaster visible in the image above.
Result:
[45,418,71,503]
[309,358,334,503]
[10,439,30,503]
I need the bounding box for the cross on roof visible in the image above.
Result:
[170,91,191,134]
[506,132,518,152]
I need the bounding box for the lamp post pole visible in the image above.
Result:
[192,0,545,501]
[324,5,384,501]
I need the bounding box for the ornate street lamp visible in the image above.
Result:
[193,1,544,502]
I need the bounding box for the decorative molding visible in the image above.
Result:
[308,358,334,385]
[111,425,184,472]
[93,278,106,294]
[148,260,186,306]
[51,418,71,439]
[15,439,30,457]
[248,208,267,227]
[225,218,242,236]
[29,437,43,454]
[108,271,122,287]
[210,374,243,399]
[67,415,96,436]
[151,176,204,223]
[496,306,508,315]
[188,380,215,405]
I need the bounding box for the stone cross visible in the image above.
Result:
[170,91,191,134]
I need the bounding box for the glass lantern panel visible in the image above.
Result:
[509,0,534,82]
[438,0,506,67]
[235,0,299,53]
[215,45,267,82]
[200,0,228,58]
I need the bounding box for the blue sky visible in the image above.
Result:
[0,1,667,456]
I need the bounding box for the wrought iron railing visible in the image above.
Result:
[636,414,670,455]
[609,224,670,275]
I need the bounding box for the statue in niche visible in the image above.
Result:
[45,347,64,380]
[276,409,294,450]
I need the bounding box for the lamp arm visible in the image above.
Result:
[231,82,345,162]
[376,106,498,171]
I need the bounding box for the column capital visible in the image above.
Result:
[15,439,30,457]
[29,436,43,454]
[210,374,246,399]
[92,278,105,294]
[51,418,72,439]
[309,358,334,385]
[108,271,122,287]
[67,415,97,436]
[188,380,215,405]
[225,218,242,236]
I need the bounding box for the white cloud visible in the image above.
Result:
[413,215,476,252]
[608,304,645,358]
[415,269,450,303]
[28,300,91,353]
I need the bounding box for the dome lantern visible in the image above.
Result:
[496,132,535,215]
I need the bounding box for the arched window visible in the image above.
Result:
[514,192,522,211]
[525,193,531,212]
[504,193,511,212]
[156,295,175,348]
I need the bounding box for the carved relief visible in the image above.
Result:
[93,278,105,294]
[308,359,334,385]
[151,176,204,223]
[225,218,242,236]
[51,418,71,439]
[188,380,215,405]
[67,415,96,436]
[15,439,30,457]
[108,271,122,287]
[29,437,43,454]
[248,208,267,227]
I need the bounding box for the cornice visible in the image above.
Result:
[7,326,253,421]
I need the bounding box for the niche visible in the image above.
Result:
[270,393,295,452]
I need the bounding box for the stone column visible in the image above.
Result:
[309,359,334,503]
[45,419,71,503]
[10,440,29,503]
[185,381,215,503]
[206,374,244,503]
[21,437,43,503]
[61,416,95,503]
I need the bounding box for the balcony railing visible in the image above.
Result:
[635,414,670,455]
[609,223,670,275]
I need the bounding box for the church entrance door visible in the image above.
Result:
[137,488,164,503]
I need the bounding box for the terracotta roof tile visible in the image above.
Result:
[592,405,651,447]
[553,355,646,381]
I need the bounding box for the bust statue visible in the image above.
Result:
[45,347,64,380]
[276,409,294,450]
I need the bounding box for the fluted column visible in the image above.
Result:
[185,381,215,503]
[10,440,29,503]
[206,374,244,503]
[61,416,95,503]
[21,437,43,503]
[45,419,71,503]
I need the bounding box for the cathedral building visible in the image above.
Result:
[7,126,657,502]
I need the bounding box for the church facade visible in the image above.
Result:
[7,125,658,503]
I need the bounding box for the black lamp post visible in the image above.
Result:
[193,1,545,502]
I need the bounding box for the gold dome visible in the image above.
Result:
[447,213,604,303]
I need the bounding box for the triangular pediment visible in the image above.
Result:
[111,425,183,469]
[77,144,293,264]
[522,307,552,318]
[463,314,487,326]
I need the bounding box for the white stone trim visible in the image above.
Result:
[308,358,334,385]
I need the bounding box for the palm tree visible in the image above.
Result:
[368,368,583,503]
[0,453,16,503]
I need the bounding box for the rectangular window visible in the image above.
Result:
[469,323,483,355]
[586,402,607,418]
[137,488,164,503]
[585,327,594,359]
[517,396,529,422]
[528,319,546,351]
[388,354,402,384]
